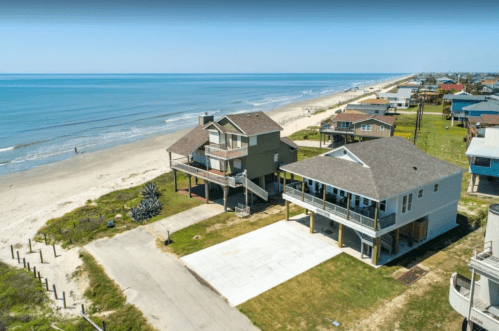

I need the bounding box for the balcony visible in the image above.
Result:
[283,183,396,232]
[205,143,248,160]
[449,273,499,330]
[320,124,353,134]
[171,158,238,187]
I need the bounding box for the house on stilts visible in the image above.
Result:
[280,137,465,266]
[167,112,298,211]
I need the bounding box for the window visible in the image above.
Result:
[233,159,241,169]
[380,200,386,212]
[340,190,345,197]
[408,193,413,212]
[333,188,338,195]
[237,135,242,148]
[274,153,279,162]
[315,182,319,191]
[355,196,360,206]
[380,125,385,131]
[341,121,351,128]
[418,189,423,199]
[361,124,372,131]
[402,195,407,213]
[209,131,219,144]
[249,136,257,146]
[434,184,439,193]
[309,179,313,185]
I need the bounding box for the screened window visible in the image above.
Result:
[355,196,360,206]
[434,184,439,193]
[418,189,423,199]
[380,200,386,212]
[363,198,369,205]
[361,124,372,131]
[249,136,257,146]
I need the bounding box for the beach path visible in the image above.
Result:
[85,204,257,331]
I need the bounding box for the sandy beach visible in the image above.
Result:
[0,74,412,315]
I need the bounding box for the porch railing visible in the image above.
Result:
[284,183,395,231]
[205,143,248,160]
[171,158,236,187]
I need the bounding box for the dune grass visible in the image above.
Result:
[36,171,203,248]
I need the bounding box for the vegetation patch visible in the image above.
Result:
[36,172,203,247]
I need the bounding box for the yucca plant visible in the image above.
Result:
[142,182,159,200]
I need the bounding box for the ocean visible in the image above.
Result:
[0,73,403,175]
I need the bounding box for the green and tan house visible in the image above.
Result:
[167,112,298,211]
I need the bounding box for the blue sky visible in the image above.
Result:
[1,0,498,73]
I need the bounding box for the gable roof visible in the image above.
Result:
[224,112,283,135]
[462,100,499,112]
[438,84,464,91]
[443,94,487,101]
[345,104,388,112]
[204,121,240,134]
[469,114,499,126]
[332,113,396,126]
[281,137,465,201]
[166,124,209,156]
[360,98,390,105]
[280,137,299,149]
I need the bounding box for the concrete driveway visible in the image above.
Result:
[85,205,256,331]
[182,219,342,306]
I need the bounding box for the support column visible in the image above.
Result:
[393,228,400,255]
[320,133,322,148]
[168,152,172,168]
[338,224,344,248]
[276,171,281,192]
[245,184,249,206]
[173,169,178,192]
[285,200,289,221]
[301,177,305,201]
[291,174,294,182]
[283,171,287,193]
[322,186,326,210]
[310,211,315,234]
[305,209,308,215]
[451,115,454,126]
[372,237,380,265]
[195,177,198,185]
[188,175,192,198]
[260,176,265,190]
[467,269,477,331]
[374,202,379,230]
[346,193,351,220]
[223,186,229,212]
[205,182,209,204]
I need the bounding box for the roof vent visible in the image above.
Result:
[413,166,417,170]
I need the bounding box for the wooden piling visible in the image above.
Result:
[38,271,41,282]
[33,266,37,278]
[45,278,49,291]
[53,244,57,257]
[39,250,43,263]
[53,284,58,299]
[27,262,30,271]
[23,258,26,269]
[29,239,32,253]
[44,233,47,245]
[63,291,66,309]
[11,245,14,259]
[17,251,20,264]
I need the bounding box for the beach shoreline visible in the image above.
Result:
[0,74,412,260]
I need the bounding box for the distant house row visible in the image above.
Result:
[443,95,499,126]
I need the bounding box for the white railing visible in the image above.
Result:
[239,175,268,201]
[205,143,248,160]
[171,159,237,187]
[284,184,394,231]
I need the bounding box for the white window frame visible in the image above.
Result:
[274,153,279,162]
[433,183,439,193]
[249,136,257,146]
[361,124,372,131]
[418,189,423,199]
[380,125,385,131]
[237,135,242,148]
[402,195,407,213]
[408,193,413,212]
[341,122,350,128]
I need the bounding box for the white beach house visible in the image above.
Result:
[280,137,465,266]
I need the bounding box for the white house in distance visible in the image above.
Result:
[376,89,412,109]
[280,137,465,266]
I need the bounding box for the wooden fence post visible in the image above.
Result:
[39,250,43,263]
[10,245,14,259]
[17,251,20,264]
[53,244,57,257]
[63,291,66,309]
[53,284,58,299]
[29,239,32,253]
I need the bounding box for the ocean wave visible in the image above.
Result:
[0,146,14,153]
[164,110,221,124]
[251,95,303,106]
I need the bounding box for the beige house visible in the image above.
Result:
[167,112,298,211]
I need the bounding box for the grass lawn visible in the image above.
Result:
[238,253,407,330]
[404,104,444,113]
[288,126,321,141]
[36,171,203,248]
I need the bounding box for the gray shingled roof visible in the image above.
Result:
[281,137,465,201]
[204,121,241,134]
[280,137,299,149]
[225,112,283,135]
[463,100,499,112]
[443,95,487,101]
[166,125,208,156]
[345,104,388,111]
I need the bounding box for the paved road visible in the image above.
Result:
[85,205,257,331]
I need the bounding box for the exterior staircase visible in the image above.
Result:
[240,176,269,201]
[354,231,393,252]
